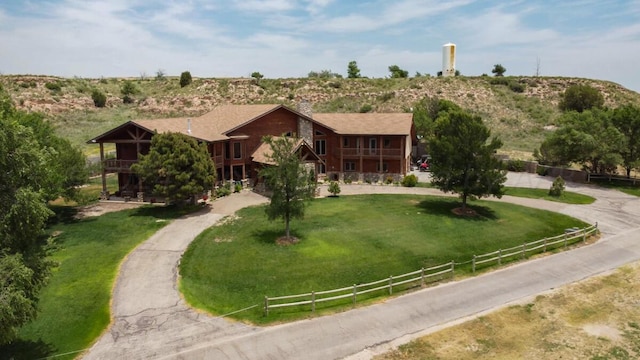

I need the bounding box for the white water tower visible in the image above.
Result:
[442,43,456,77]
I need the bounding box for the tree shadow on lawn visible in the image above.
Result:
[130,203,210,220]
[0,339,56,360]
[253,228,303,245]
[417,199,497,221]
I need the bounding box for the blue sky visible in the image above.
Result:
[1,0,640,91]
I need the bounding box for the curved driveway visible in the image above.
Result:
[83,172,640,359]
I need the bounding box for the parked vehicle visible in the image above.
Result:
[417,154,431,172]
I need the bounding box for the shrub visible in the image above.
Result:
[45,81,62,91]
[536,165,549,176]
[509,82,525,93]
[507,159,526,172]
[91,89,107,108]
[234,182,243,193]
[216,183,232,197]
[359,104,372,113]
[549,176,565,197]
[180,71,192,87]
[401,174,417,187]
[385,176,394,184]
[328,181,341,196]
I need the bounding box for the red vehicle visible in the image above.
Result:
[419,161,429,172]
[417,154,431,172]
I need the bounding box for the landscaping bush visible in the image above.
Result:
[328,181,341,196]
[507,159,526,172]
[536,165,549,176]
[401,174,418,187]
[216,183,232,197]
[91,89,107,108]
[234,182,243,193]
[549,176,565,197]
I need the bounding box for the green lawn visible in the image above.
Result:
[180,194,589,324]
[588,178,640,197]
[503,187,596,204]
[0,205,188,360]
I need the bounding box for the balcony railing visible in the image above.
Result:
[337,148,403,157]
[103,159,137,171]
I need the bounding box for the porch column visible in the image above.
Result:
[339,135,344,179]
[400,136,405,174]
[359,136,363,174]
[99,143,108,200]
[378,135,383,172]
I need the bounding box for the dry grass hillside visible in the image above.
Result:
[2,74,639,157]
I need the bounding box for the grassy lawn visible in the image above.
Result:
[180,194,588,324]
[504,187,596,204]
[0,205,189,360]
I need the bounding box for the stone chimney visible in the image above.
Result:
[296,100,313,144]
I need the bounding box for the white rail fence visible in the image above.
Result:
[264,223,598,316]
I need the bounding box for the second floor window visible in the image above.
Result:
[315,139,326,155]
[233,142,242,159]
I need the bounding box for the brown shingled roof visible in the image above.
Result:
[134,104,284,142]
[313,113,413,135]
[251,137,321,165]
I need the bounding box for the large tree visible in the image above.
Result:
[259,136,316,239]
[611,105,640,177]
[559,84,604,113]
[429,110,506,210]
[412,97,461,141]
[492,64,506,76]
[0,91,68,344]
[537,109,623,173]
[131,132,216,205]
[347,60,361,78]
[388,65,408,78]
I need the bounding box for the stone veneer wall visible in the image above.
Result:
[296,100,314,144]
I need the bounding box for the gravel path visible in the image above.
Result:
[82,172,640,359]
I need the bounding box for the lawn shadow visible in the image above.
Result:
[417,199,497,221]
[253,228,302,245]
[48,205,81,225]
[130,203,210,220]
[0,339,55,360]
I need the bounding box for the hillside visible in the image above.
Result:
[2,74,639,158]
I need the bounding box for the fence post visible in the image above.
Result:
[498,249,502,265]
[543,238,547,252]
[472,255,476,273]
[583,227,587,242]
[420,268,425,287]
[352,284,357,306]
[522,243,526,259]
[564,232,568,248]
[389,276,393,295]
[311,291,316,312]
[264,296,269,316]
[450,261,455,280]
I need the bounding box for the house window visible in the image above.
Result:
[318,163,326,174]
[315,139,326,155]
[376,162,389,172]
[315,130,325,136]
[384,138,391,148]
[343,137,349,147]
[233,142,242,159]
[344,161,356,172]
[369,138,377,155]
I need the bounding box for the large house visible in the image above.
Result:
[88,102,416,201]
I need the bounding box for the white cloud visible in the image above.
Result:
[232,0,296,12]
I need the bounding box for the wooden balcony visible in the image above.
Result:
[336,148,403,158]
[103,159,137,172]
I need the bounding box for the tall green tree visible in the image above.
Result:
[559,84,604,113]
[537,109,623,173]
[612,105,640,177]
[492,64,506,76]
[259,136,316,239]
[180,71,193,87]
[412,97,461,141]
[0,102,58,344]
[131,132,216,205]
[388,65,408,78]
[429,111,506,210]
[347,61,361,78]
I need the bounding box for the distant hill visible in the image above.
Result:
[2,74,639,158]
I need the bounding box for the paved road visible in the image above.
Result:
[83,172,640,359]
